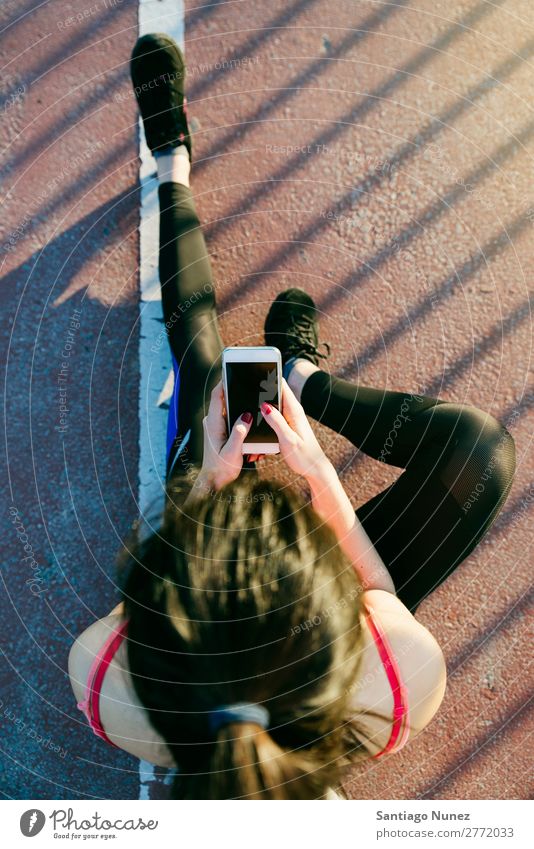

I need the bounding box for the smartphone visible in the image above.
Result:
[222,346,282,454]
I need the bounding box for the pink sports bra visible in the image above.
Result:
[76,620,129,751]
[77,603,409,758]
[362,600,410,756]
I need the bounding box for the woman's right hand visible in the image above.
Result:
[263,380,396,596]
[260,379,330,479]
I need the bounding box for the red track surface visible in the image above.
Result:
[1,0,533,799]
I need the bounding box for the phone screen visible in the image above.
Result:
[225,361,280,443]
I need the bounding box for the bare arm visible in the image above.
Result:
[306,459,395,594]
[261,380,396,594]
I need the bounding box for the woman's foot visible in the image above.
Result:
[264,288,330,400]
[130,33,192,159]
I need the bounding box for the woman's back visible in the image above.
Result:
[69,586,446,771]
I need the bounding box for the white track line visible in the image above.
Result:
[137,0,185,797]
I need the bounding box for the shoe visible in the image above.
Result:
[264,288,330,378]
[130,33,192,157]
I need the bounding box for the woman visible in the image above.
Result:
[68,34,516,800]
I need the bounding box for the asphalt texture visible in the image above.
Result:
[1,0,532,800]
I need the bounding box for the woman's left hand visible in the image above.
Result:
[196,379,253,491]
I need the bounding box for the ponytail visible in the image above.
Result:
[172,723,338,800]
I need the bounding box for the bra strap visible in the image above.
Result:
[363,603,410,758]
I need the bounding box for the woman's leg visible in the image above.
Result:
[158,177,223,480]
[300,370,516,611]
[130,36,222,484]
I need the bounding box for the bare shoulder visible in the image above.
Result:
[360,589,447,723]
[362,589,440,630]
[346,591,448,757]
[68,607,124,702]
[67,605,177,767]
[361,589,446,659]
[361,588,415,615]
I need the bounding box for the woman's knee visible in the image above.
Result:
[440,404,516,509]
[460,407,515,473]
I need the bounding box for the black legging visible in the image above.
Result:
[158,182,516,612]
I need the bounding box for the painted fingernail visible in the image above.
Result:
[261,403,272,414]
[242,411,253,423]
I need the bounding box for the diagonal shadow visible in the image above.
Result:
[217,104,534,321]
[185,0,227,32]
[2,136,131,241]
[0,0,51,39]
[499,391,534,433]
[3,1,322,183]
[219,219,532,402]
[0,186,137,317]
[268,272,531,486]
[217,27,534,310]
[420,691,533,798]
[203,0,508,268]
[0,64,130,183]
[188,0,407,107]
[447,570,533,678]
[483,475,534,546]
[343,387,533,501]
[410,485,534,693]
[199,0,504,173]
[12,0,127,94]
[338,211,532,382]
[424,298,532,398]
[318,114,534,316]
[187,0,326,101]
[0,0,133,177]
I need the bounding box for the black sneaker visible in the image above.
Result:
[130,33,192,158]
[264,288,330,377]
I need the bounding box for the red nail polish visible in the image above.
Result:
[242,411,253,423]
[261,403,272,414]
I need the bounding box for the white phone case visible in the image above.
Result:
[222,346,282,454]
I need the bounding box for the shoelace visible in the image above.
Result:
[284,338,331,361]
[284,314,331,361]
